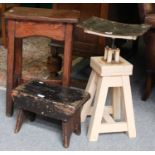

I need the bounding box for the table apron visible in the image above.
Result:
[15,21,65,40]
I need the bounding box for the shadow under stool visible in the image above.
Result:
[12,80,90,148]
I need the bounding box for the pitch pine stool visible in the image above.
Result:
[81,56,136,141]
[12,80,90,148]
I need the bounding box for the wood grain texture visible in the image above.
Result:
[6,20,15,116]
[15,22,65,40]
[12,80,89,148]
[14,109,26,133]
[14,38,23,87]
[12,80,90,121]
[5,7,80,23]
[0,4,7,48]
[5,7,79,116]
[63,24,73,86]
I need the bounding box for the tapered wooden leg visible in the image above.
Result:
[1,15,7,48]
[81,70,97,122]
[120,88,126,121]
[88,77,108,141]
[63,24,73,86]
[14,110,26,133]
[6,20,15,116]
[62,121,71,148]
[14,38,23,87]
[74,109,81,135]
[112,87,121,120]
[122,76,136,138]
[142,73,153,101]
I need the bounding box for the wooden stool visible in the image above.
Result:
[12,80,90,148]
[81,56,136,141]
[4,7,80,116]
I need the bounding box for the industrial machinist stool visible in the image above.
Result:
[81,56,136,141]
[12,80,90,148]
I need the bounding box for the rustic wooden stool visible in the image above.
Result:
[4,7,80,116]
[12,80,90,148]
[81,56,136,141]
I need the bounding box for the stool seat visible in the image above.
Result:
[90,56,133,76]
[5,7,80,23]
[12,80,90,148]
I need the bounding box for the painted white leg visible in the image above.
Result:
[122,76,136,138]
[120,88,126,121]
[81,70,97,122]
[112,87,121,121]
[87,76,109,141]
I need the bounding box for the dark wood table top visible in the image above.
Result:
[12,80,90,119]
[5,7,80,23]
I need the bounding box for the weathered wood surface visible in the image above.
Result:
[12,80,90,121]
[5,7,80,23]
[15,22,66,40]
[62,109,81,148]
[78,16,151,40]
[6,7,79,116]
[15,108,81,148]
[12,80,90,148]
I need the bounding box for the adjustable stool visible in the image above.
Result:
[81,56,136,141]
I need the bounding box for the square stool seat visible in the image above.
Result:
[12,80,90,148]
[90,56,133,76]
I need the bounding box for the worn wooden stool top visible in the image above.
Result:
[12,80,90,121]
[5,7,80,23]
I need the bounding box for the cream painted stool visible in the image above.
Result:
[81,56,136,141]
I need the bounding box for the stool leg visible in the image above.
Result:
[6,20,15,116]
[122,76,136,138]
[74,109,81,135]
[87,77,108,141]
[81,70,97,122]
[62,120,71,148]
[1,15,7,48]
[142,73,153,101]
[14,110,26,133]
[14,38,23,87]
[120,88,126,121]
[112,87,121,121]
[28,112,36,122]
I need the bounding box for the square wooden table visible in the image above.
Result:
[5,7,80,116]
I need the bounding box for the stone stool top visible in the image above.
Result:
[90,56,133,76]
[12,80,90,121]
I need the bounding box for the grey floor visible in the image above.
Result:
[1,41,155,151]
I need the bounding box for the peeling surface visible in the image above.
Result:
[12,80,90,121]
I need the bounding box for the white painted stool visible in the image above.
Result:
[81,56,136,141]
